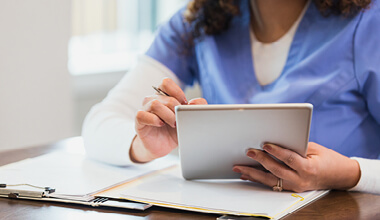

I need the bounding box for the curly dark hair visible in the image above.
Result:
[184,0,372,40]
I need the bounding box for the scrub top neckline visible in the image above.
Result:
[248,0,313,91]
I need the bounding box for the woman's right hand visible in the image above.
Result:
[130,78,207,163]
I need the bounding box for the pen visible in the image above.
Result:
[152,86,170,97]
[153,86,188,105]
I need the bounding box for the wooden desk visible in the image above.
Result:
[1,137,380,220]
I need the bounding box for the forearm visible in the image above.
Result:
[82,104,137,165]
[82,55,183,165]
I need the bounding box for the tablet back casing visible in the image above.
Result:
[175,104,312,180]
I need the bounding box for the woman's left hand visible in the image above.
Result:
[232,142,361,192]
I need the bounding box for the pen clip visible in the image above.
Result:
[152,86,170,97]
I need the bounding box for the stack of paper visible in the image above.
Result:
[108,166,328,219]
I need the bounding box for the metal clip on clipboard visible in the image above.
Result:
[0,188,48,199]
[0,183,55,199]
[90,197,152,210]
[0,183,151,210]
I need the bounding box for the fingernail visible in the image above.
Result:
[174,121,177,127]
[232,167,241,173]
[247,151,256,158]
[183,99,188,105]
[263,144,272,151]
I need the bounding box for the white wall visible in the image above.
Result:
[0,0,74,151]
[73,71,125,135]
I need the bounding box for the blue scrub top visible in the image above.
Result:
[146,0,380,159]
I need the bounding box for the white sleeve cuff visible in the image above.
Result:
[349,157,380,195]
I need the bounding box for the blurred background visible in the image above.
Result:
[0,0,192,151]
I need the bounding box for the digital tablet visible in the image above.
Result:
[175,103,313,180]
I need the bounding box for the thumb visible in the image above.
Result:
[188,98,208,105]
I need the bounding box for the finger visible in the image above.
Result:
[233,166,278,187]
[143,95,181,112]
[144,100,176,128]
[247,149,299,181]
[188,98,208,105]
[159,96,181,112]
[142,96,154,106]
[240,174,251,181]
[159,78,188,104]
[136,110,164,127]
[262,143,306,171]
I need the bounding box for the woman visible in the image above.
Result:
[83,0,380,194]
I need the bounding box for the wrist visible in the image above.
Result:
[337,158,361,190]
[346,159,361,189]
[129,135,156,163]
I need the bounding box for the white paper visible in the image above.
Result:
[0,151,178,197]
[120,166,325,218]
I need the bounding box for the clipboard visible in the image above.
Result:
[0,150,328,219]
[0,151,178,211]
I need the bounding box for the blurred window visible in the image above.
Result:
[69,0,186,75]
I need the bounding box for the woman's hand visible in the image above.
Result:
[130,78,207,163]
[233,142,361,192]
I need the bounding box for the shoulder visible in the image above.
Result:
[353,0,380,91]
[356,0,380,28]
[158,6,190,37]
[367,0,380,13]
[353,0,380,55]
